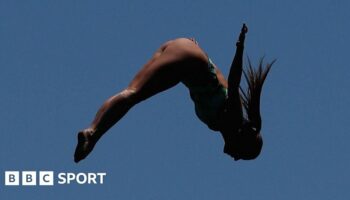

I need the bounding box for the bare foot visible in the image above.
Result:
[74,129,98,163]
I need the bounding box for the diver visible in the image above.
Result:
[74,24,274,163]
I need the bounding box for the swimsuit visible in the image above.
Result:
[183,58,228,130]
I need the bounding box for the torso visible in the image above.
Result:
[168,38,228,130]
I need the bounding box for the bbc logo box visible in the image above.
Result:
[5,171,54,186]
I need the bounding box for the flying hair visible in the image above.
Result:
[239,57,275,132]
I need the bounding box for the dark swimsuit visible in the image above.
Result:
[182,47,228,130]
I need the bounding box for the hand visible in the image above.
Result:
[241,23,248,34]
[236,23,248,47]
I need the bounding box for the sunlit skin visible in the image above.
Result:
[74,24,268,163]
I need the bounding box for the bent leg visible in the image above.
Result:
[91,43,186,136]
[74,42,188,163]
[74,89,137,163]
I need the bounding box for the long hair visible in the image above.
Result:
[240,58,275,132]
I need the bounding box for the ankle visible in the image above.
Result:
[86,128,102,142]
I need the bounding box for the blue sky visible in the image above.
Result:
[1,0,349,199]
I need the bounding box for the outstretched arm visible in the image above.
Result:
[228,24,247,89]
[226,24,248,123]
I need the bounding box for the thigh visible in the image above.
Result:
[127,39,210,103]
[127,42,188,103]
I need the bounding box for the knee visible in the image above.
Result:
[120,88,142,106]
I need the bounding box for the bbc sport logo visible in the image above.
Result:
[4,171,107,186]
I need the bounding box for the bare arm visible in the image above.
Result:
[226,24,248,122]
[228,24,247,88]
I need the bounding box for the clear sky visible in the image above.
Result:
[1,0,349,199]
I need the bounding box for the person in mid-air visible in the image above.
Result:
[74,24,274,163]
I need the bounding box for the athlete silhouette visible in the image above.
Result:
[74,24,274,163]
